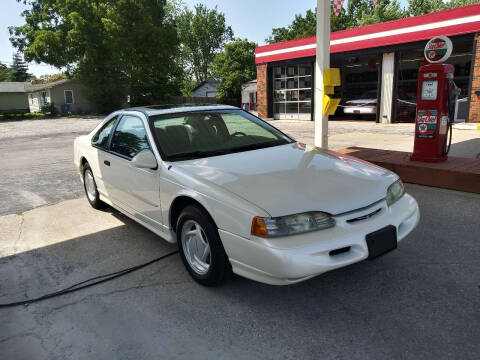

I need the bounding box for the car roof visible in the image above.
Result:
[123,104,238,117]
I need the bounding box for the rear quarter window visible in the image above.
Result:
[92,116,118,149]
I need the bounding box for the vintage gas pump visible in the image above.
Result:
[411,36,460,163]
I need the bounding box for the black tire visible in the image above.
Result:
[82,163,105,209]
[177,205,230,286]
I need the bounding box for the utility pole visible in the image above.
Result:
[314,0,331,148]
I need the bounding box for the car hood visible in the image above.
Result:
[173,144,397,217]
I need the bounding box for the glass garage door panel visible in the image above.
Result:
[273,63,312,120]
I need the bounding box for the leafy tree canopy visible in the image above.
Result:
[213,39,257,105]
[10,0,183,112]
[358,0,406,26]
[176,3,233,84]
[29,73,68,84]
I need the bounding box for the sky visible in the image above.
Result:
[0,0,411,77]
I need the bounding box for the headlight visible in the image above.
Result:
[386,179,405,206]
[251,212,335,238]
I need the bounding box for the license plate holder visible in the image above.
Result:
[353,110,360,114]
[366,225,397,260]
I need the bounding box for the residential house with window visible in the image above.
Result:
[192,79,221,98]
[26,79,93,113]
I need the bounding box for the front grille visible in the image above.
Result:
[346,208,382,223]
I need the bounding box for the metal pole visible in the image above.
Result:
[314,0,331,148]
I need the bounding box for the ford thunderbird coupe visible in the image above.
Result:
[74,105,420,286]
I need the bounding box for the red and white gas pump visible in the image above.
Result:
[411,36,460,163]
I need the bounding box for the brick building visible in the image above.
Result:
[255,4,480,123]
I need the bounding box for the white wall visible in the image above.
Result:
[28,89,50,113]
[241,83,257,103]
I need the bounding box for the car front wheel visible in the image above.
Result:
[83,164,104,209]
[177,205,229,286]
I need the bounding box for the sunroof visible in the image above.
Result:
[144,104,223,110]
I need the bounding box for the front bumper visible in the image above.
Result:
[219,193,419,285]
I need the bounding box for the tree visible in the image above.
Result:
[10,0,183,112]
[0,62,11,82]
[8,53,32,82]
[358,0,406,26]
[267,9,317,43]
[29,73,68,84]
[407,0,477,16]
[213,39,257,105]
[176,4,233,84]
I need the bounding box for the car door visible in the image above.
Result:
[106,113,163,228]
[90,114,120,198]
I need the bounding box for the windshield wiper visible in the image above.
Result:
[167,149,230,160]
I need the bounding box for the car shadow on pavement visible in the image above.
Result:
[1,184,479,359]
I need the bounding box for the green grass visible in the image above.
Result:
[0,112,48,120]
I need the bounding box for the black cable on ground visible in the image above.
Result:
[0,250,179,308]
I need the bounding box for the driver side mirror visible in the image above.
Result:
[131,150,158,169]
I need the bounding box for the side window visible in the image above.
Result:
[92,116,118,150]
[110,115,150,159]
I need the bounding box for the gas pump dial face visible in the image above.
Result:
[421,80,438,100]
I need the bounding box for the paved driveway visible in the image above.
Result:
[1,117,478,216]
[0,184,479,359]
[269,120,480,158]
[0,117,101,215]
[0,117,479,359]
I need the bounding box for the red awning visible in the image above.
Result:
[255,4,480,64]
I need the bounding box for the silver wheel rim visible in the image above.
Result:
[84,170,97,202]
[181,220,211,275]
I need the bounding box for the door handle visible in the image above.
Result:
[104,160,110,166]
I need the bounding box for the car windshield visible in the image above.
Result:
[149,109,294,161]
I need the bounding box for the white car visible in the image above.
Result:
[343,90,378,115]
[74,105,419,286]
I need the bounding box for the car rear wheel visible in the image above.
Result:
[177,205,229,286]
[83,164,105,209]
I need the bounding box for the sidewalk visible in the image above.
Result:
[268,120,480,159]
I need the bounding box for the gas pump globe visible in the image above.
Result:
[411,36,459,163]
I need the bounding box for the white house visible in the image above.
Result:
[241,79,257,113]
[192,79,221,98]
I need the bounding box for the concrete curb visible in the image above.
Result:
[453,123,480,130]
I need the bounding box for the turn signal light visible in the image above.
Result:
[251,217,268,237]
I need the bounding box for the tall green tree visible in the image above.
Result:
[267,9,317,43]
[407,0,477,16]
[8,53,32,82]
[0,62,11,82]
[213,39,257,105]
[358,0,406,26]
[10,0,182,112]
[407,0,445,16]
[176,4,233,84]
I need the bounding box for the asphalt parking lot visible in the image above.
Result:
[0,117,479,359]
[1,185,479,359]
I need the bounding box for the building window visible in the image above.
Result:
[273,64,312,120]
[29,94,33,104]
[64,90,74,104]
